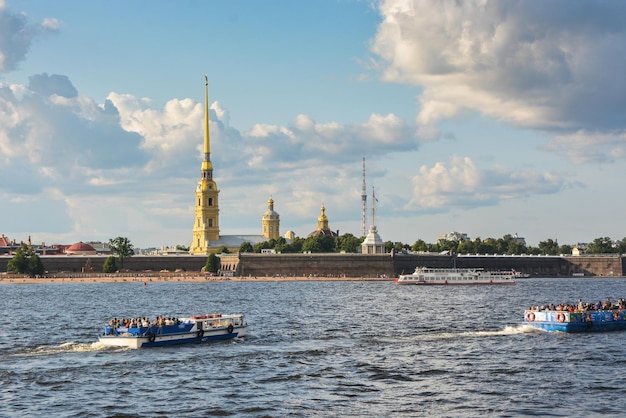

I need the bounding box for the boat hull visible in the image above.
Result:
[98,326,246,349]
[396,280,515,285]
[524,310,626,333]
[98,313,247,349]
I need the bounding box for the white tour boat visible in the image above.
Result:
[395,267,516,285]
[98,313,247,349]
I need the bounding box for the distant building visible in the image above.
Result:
[437,231,470,242]
[572,243,588,256]
[65,241,98,255]
[307,204,339,237]
[511,233,526,246]
[262,196,280,240]
[0,234,19,255]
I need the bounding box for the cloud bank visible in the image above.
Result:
[371,0,626,163]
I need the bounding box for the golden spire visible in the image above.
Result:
[204,74,210,156]
[201,74,213,176]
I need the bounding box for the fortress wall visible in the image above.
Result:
[234,253,394,278]
[0,255,208,273]
[0,253,623,277]
[562,255,624,277]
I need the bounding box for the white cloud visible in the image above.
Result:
[406,155,567,212]
[0,3,31,72]
[41,17,59,31]
[543,130,626,164]
[371,0,626,161]
[0,3,57,72]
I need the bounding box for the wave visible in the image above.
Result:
[10,341,118,357]
[415,324,543,342]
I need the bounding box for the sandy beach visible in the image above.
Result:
[0,274,393,284]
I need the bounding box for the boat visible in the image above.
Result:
[524,308,626,332]
[395,267,516,285]
[98,313,247,349]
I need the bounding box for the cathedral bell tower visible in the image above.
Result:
[262,196,280,240]
[190,75,220,254]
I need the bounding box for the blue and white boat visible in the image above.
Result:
[98,313,247,349]
[524,309,626,332]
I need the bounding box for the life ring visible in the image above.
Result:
[227,324,234,334]
[585,312,592,322]
[148,333,156,343]
[197,329,204,338]
[613,311,621,321]
[525,312,535,322]
[556,313,565,323]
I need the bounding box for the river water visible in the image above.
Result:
[1,278,625,417]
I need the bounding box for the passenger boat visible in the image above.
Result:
[395,267,516,285]
[524,309,626,332]
[98,313,247,349]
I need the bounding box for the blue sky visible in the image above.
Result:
[1,0,626,249]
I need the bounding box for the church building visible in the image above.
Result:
[189,77,280,254]
[307,204,339,237]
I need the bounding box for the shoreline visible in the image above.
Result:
[0,275,393,284]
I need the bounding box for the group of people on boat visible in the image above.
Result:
[527,297,626,313]
[108,315,181,329]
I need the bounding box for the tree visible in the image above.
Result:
[176,244,189,252]
[28,254,45,277]
[216,245,230,254]
[437,239,459,254]
[103,256,117,273]
[336,233,362,253]
[108,237,134,270]
[302,235,336,253]
[457,239,475,255]
[281,237,304,253]
[239,242,253,253]
[7,244,44,277]
[384,240,395,253]
[538,239,559,255]
[253,241,272,253]
[7,245,28,274]
[205,253,219,274]
[588,237,617,254]
[411,239,429,252]
[558,244,572,255]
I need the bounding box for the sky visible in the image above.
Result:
[1,0,626,249]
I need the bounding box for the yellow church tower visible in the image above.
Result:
[262,196,280,240]
[190,75,220,254]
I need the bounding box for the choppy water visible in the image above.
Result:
[1,278,626,417]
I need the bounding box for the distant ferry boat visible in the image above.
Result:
[99,313,247,349]
[395,267,516,285]
[524,299,626,332]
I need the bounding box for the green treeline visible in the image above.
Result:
[238,235,626,255]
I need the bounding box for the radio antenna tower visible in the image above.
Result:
[361,157,367,237]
